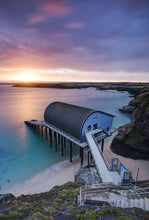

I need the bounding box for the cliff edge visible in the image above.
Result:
[111,92,149,159]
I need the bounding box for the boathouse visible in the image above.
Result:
[44,102,114,142]
[25,102,132,184]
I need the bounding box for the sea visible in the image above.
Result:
[0,85,133,192]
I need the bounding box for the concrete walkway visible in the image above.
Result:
[85,130,114,183]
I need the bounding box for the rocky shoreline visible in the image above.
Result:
[111,92,149,160]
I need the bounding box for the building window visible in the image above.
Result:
[93,123,97,130]
[87,125,91,131]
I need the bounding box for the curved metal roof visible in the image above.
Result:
[44,102,114,140]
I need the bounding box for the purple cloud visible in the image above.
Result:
[39,1,73,16]
[0,32,69,63]
[27,1,73,25]
[65,22,85,29]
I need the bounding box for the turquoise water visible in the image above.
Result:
[0,86,133,192]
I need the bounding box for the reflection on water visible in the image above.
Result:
[0,85,133,191]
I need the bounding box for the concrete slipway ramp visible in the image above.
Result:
[85,129,121,184]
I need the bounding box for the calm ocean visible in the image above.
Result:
[0,85,133,192]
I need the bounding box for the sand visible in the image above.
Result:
[2,157,81,197]
[3,137,149,197]
[104,137,149,182]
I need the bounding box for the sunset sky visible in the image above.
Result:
[0,0,149,82]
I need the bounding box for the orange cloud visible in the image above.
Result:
[40,1,73,16]
[66,22,85,29]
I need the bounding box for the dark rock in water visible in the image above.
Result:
[111,92,149,160]
[0,193,15,203]
[119,105,135,113]
[7,179,10,183]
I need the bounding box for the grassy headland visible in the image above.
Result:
[13,82,149,96]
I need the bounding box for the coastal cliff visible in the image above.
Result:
[111,92,149,159]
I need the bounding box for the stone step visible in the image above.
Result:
[114,198,146,209]
[139,198,145,210]
[124,200,129,208]
[133,198,138,208]
[129,199,134,208]
[116,200,121,208]
[121,200,125,208]
[110,199,116,207]
[114,200,126,208]
[81,194,149,211]
[144,198,149,211]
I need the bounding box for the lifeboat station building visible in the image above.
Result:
[25,102,132,184]
[44,102,114,142]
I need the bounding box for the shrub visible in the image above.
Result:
[34,211,43,218]
[76,214,86,220]
[98,209,111,215]
[91,213,99,220]
[46,210,51,216]
[9,205,18,211]
[118,216,132,220]
[112,209,121,216]
[7,211,24,219]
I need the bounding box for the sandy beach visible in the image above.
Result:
[2,156,81,197]
[104,138,149,182]
[3,137,149,197]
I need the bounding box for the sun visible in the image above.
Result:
[18,74,36,82]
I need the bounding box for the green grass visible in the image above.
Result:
[111,190,121,195]
[127,126,142,145]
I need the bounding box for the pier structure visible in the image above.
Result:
[25,102,131,185]
[25,119,109,166]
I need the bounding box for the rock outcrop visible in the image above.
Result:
[0,193,15,203]
[119,105,135,113]
[111,92,149,159]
